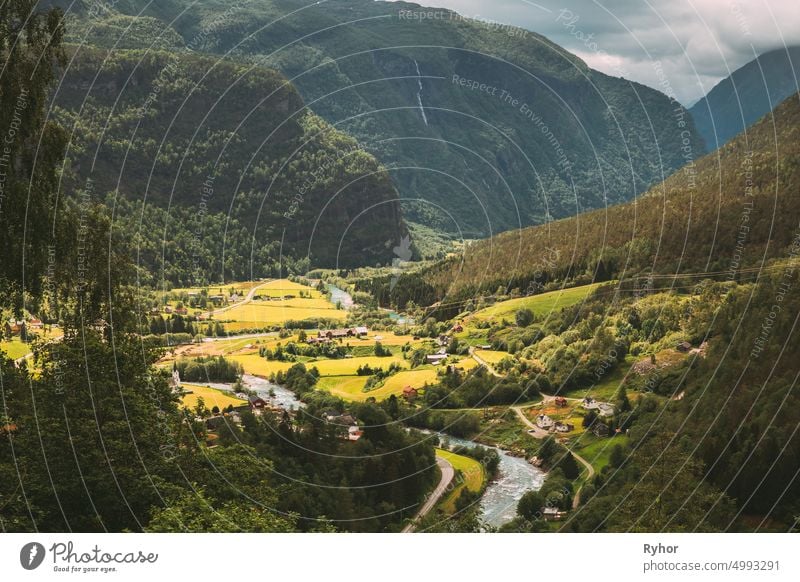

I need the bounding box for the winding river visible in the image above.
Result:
[432,432,546,528]
[326,284,354,310]
[194,374,303,410]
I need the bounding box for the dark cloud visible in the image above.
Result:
[400,0,800,104]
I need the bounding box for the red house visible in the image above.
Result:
[402,386,419,402]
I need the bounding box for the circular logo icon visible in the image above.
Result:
[20,542,46,570]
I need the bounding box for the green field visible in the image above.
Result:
[181,383,246,410]
[310,355,407,377]
[572,435,629,474]
[472,349,510,365]
[436,449,486,514]
[221,302,346,325]
[228,354,294,377]
[471,283,605,322]
[0,339,33,360]
[316,375,371,400]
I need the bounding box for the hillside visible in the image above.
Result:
[416,91,800,305]
[51,0,704,240]
[52,47,403,280]
[690,46,800,151]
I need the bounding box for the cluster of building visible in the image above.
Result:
[535,414,574,433]
[4,317,43,337]
[581,397,615,417]
[322,410,363,441]
[307,327,368,344]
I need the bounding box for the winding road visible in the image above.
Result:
[201,280,271,318]
[510,402,595,509]
[402,455,455,533]
[468,347,502,377]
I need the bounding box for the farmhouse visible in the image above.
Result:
[554,396,568,407]
[536,414,554,430]
[248,395,267,410]
[426,353,447,365]
[676,341,692,352]
[402,386,419,402]
[554,421,574,433]
[347,425,363,441]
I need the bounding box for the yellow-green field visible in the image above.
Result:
[437,449,486,514]
[311,367,438,401]
[316,375,371,400]
[181,384,246,410]
[0,339,33,360]
[221,302,346,325]
[470,282,605,322]
[452,357,479,372]
[227,354,294,377]
[252,278,318,298]
[472,349,510,365]
[310,355,407,376]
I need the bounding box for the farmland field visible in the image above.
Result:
[310,355,407,376]
[472,349,510,365]
[221,302,346,325]
[0,339,33,360]
[470,283,605,322]
[227,354,294,377]
[181,383,246,410]
[436,449,486,514]
[316,375,371,400]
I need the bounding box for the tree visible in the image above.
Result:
[515,308,534,327]
[0,2,67,310]
[146,489,295,533]
[614,384,632,413]
[517,490,545,521]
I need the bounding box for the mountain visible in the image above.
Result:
[690,46,800,151]
[51,47,403,282]
[406,91,800,306]
[49,0,704,242]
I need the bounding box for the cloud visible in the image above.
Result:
[410,0,800,104]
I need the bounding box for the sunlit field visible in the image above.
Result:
[469,283,604,322]
[181,383,247,410]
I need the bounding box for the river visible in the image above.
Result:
[326,284,354,310]
[192,374,304,410]
[430,432,546,528]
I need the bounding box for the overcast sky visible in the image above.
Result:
[396,0,800,105]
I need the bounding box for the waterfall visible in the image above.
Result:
[413,59,429,126]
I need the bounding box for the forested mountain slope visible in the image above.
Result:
[49,0,704,239]
[51,47,403,282]
[417,91,800,305]
[690,46,800,151]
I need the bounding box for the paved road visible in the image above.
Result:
[201,280,271,318]
[402,455,455,533]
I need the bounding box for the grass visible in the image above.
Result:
[221,302,346,325]
[572,434,629,474]
[470,282,605,322]
[560,357,634,401]
[227,354,294,377]
[436,448,486,514]
[472,349,510,365]
[316,367,437,401]
[181,383,246,410]
[310,355,407,377]
[0,339,34,360]
[316,375,371,400]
